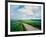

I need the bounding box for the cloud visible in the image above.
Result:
[10,5,41,20]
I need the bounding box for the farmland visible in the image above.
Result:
[10,19,41,32]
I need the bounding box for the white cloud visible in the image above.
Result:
[10,5,41,20]
[18,6,41,19]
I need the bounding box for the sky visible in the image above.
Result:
[10,4,41,20]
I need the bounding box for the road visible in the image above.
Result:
[23,23,39,31]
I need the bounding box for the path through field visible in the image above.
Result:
[23,23,39,31]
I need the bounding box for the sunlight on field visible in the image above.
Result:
[10,19,41,32]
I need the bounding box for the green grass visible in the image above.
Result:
[10,20,26,32]
[22,19,41,29]
[10,19,41,32]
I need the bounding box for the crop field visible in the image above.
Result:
[10,19,41,32]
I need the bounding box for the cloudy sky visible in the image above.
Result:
[10,4,41,20]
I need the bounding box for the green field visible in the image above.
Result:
[10,19,41,32]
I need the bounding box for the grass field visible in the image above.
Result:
[10,19,41,32]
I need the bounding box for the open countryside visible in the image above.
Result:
[10,4,41,32]
[10,19,41,32]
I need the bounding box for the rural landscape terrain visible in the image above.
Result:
[10,5,41,32]
[10,19,41,32]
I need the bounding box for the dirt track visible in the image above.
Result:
[23,23,39,31]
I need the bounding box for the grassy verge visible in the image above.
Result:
[10,20,26,32]
[22,19,41,29]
